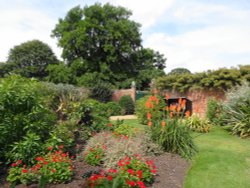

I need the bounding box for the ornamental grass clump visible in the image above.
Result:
[222,82,250,138]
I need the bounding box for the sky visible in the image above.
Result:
[0,0,250,73]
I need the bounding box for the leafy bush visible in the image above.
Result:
[70,99,110,132]
[185,115,211,133]
[206,98,224,125]
[6,133,43,165]
[135,95,165,125]
[150,119,197,159]
[90,82,113,103]
[114,124,143,137]
[44,120,77,151]
[104,102,122,116]
[42,82,89,120]
[222,82,250,138]
[119,95,135,115]
[0,75,56,162]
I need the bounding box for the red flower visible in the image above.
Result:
[58,145,64,149]
[36,157,44,161]
[17,160,22,165]
[43,161,48,165]
[118,160,124,167]
[137,181,146,188]
[127,169,134,175]
[137,170,143,179]
[11,163,17,167]
[107,175,113,181]
[22,168,28,173]
[36,163,41,169]
[151,169,157,174]
[47,146,53,151]
[126,180,136,187]
[107,123,113,127]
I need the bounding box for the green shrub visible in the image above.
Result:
[114,124,144,137]
[119,95,135,115]
[44,120,77,151]
[185,115,211,133]
[6,133,43,165]
[90,82,113,103]
[150,119,197,159]
[135,95,165,125]
[0,75,56,162]
[104,102,122,116]
[206,98,224,125]
[222,82,250,138]
[70,99,110,132]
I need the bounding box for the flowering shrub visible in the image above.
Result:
[7,147,73,185]
[87,155,156,188]
[84,146,105,166]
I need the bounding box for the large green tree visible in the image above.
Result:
[52,3,166,89]
[7,40,58,79]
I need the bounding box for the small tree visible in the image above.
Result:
[7,40,58,79]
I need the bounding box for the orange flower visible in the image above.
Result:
[177,106,181,112]
[165,106,169,111]
[148,121,152,127]
[170,112,173,118]
[147,112,151,120]
[165,95,169,100]
[178,98,182,105]
[185,110,190,117]
[181,99,186,108]
[161,121,166,128]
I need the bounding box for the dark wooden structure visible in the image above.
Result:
[164,97,192,116]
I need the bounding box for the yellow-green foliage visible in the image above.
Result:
[185,115,211,133]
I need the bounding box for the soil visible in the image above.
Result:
[1,153,189,188]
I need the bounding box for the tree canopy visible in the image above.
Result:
[168,68,191,75]
[52,3,166,89]
[6,40,58,79]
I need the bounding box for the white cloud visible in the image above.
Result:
[145,24,250,73]
[101,0,175,29]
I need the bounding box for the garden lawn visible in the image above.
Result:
[184,126,250,188]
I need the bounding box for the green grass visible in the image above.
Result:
[184,126,250,188]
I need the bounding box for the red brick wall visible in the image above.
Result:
[112,88,136,102]
[163,89,225,117]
